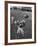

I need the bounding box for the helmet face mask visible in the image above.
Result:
[19,22,25,28]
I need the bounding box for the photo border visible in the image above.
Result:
[5,1,36,45]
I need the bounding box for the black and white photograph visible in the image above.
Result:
[10,7,32,39]
[5,1,36,45]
